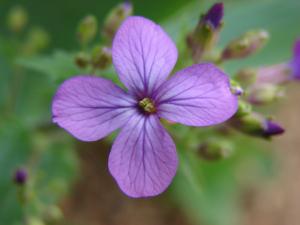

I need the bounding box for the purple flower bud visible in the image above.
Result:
[230,112,285,139]
[13,168,28,185]
[290,38,300,80]
[202,2,224,29]
[263,120,285,137]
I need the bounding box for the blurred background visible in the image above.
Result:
[0,0,300,225]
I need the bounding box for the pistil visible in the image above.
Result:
[138,97,156,114]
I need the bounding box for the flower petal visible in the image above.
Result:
[112,16,178,97]
[155,63,238,126]
[52,76,136,141]
[108,114,178,198]
[291,38,300,79]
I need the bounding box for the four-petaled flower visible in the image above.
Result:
[52,16,238,197]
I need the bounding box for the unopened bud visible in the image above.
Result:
[222,29,269,61]
[22,27,50,55]
[235,68,257,85]
[187,2,224,62]
[248,84,284,105]
[198,139,233,160]
[7,5,28,33]
[230,112,284,138]
[91,46,112,70]
[77,15,98,46]
[202,2,224,30]
[255,63,291,85]
[13,168,28,185]
[102,1,133,42]
[28,217,45,225]
[263,120,285,137]
[44,205,63,223]
[235,100,252,118]
[75,52,90,69]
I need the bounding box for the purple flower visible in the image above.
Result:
[52,16,238,197]
[290,38,300,80]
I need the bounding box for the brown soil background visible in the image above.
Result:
[60,86,300,225]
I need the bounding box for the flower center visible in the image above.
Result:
[138,97,156,114]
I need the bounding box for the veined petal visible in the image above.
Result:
[108,114,178,198]
[112,16,178,97]
[155,63,238,126]
[52,76,136,141]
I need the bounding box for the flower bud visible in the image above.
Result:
[255,63,291,85]
[235,100,252,118]
[247,84,284,105]
[22,27,50,55]
[44,205,63,223]
[235,68,257,85]
[91,46,112,70]
[202,2,224,30]
[13,168,28,185]
[75,52,90,69]
[198,139,233,161]
[7,5,28,33]
[77,15,98,46]
[187,2,224,62]
[222,29,269,61]
[263,120,285,137]
[102,1,133,42]
[230,112,284,138]
[28,217,45,225]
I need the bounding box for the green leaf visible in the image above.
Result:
[17,50,81,83]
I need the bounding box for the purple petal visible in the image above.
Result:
[108,114,178,198]
[52,76,136,141]
[155,63,238,126]
[112,16,178,97]
[290,38,300,80]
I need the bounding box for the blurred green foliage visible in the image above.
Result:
[0,0,299,225]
